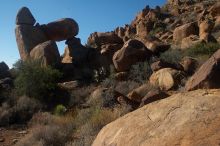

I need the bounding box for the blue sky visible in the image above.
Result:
[0,0,166,67]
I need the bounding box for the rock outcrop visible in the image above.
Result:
[173,22,199,43]
[16,7,36,25]
[185,49,220,91]
[93,89,220,146]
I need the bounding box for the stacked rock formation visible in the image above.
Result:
[15,7,79,67]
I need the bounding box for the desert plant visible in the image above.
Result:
[160,49,183,64]
[54,104,67,116]
[14,60,62,101]
[184,42,220,57]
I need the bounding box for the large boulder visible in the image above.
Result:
[93,89,220,146]
[15,25,48,60]
[173,22,199,43]
[149,68,182,91]
[30,41,60,66]
[16,7,36,25]
[185,49,220,91]
[113,39,152,72]
[40,18,79,41]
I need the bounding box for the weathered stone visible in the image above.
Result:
[173,22,199,43]
[149,68,182,91]
[199,19,216,42]
[185,49,220,91]
[15,25,48,60]
[151,60,183,72]
[58,81,79,90]
[41,18,79,41]
[140,89,168,107]
[30,41,60,66]
[113,39,152,72]
[16,7,36,25]
[93,89,220,146]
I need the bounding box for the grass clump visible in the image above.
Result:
[160,49,183,64]
[185,42,220,57]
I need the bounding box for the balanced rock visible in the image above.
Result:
[30,41,60,66]
[41,18,79,41]
[93,89,220,146]
[15,25,48,60]
[173,22,199,43]
[16,7,36,25]
[185,49,220,91]
[113,39,152,72]
[149,68,182,91]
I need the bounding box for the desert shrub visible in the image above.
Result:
[54,104,67,116]
[68,84,96,107]
[14,60,62,101]
[184,42,220,57]
[70,106,127,146]
[0,96,42,126]
[128,61,152,83]
[115,80,140,95]
[160,49,183,64]
[17,112,74,146]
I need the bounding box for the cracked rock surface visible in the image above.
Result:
[92,89,220,146]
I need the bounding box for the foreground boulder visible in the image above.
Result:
[185,49,220,91]
[40,18,79,41]
[30,41,60,66]
[173,22,199,43]
[113,39,152,72]
[93,89,220,146]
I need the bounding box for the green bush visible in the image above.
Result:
[185,43,220,57]
[54,104,67,116]
[14,60,62,101]
[160,49,183,64]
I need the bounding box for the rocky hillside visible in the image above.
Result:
[0,0,220,146]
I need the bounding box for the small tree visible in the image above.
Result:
[14,60,62,101]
